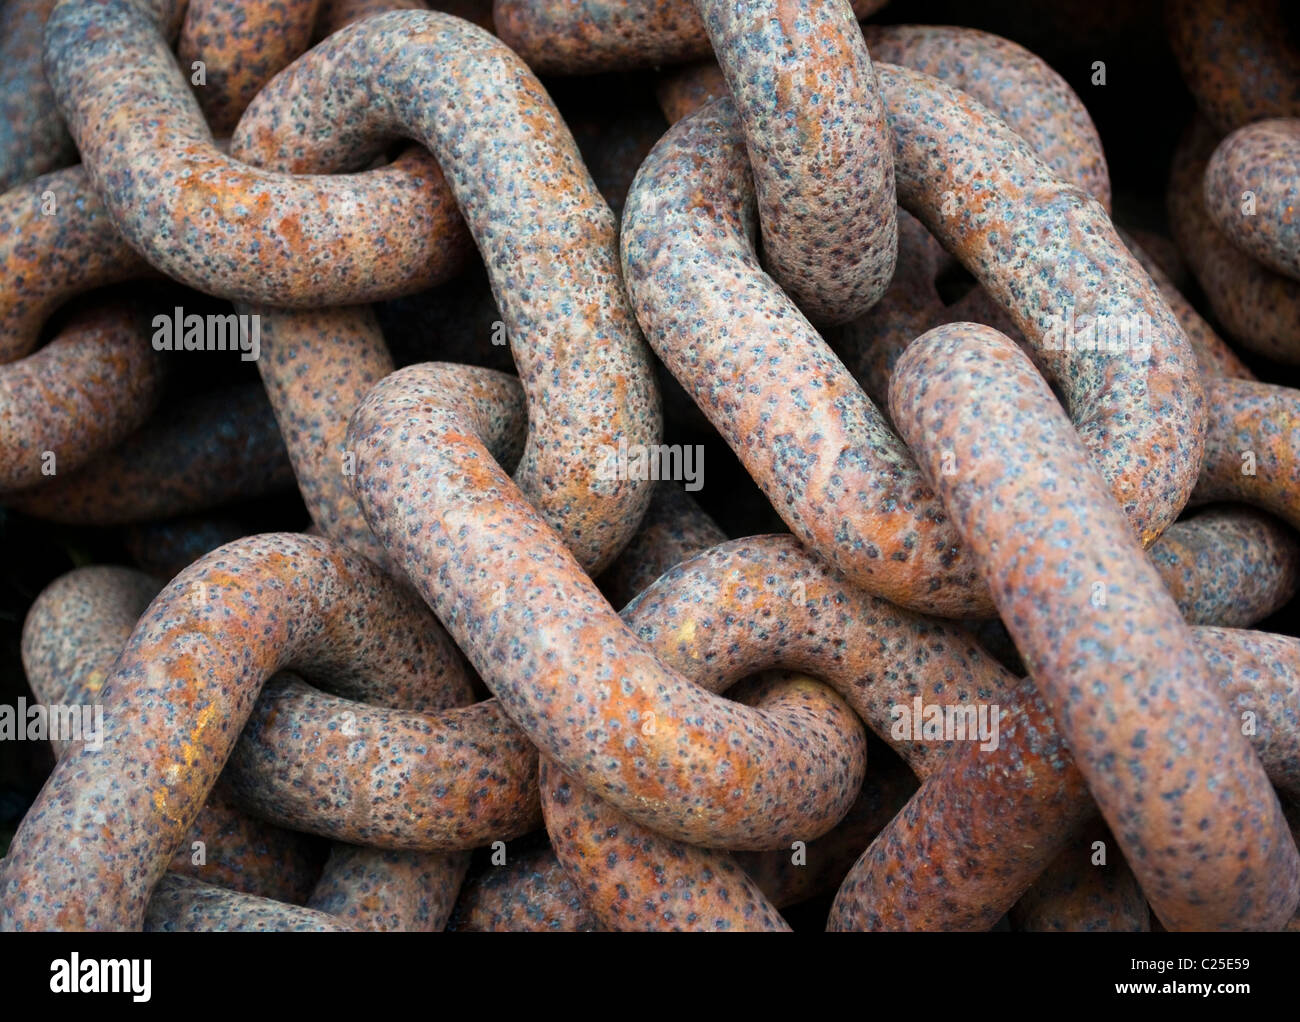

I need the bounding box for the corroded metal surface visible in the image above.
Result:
[1119,227,1254,380]
[45,0,471,306]
[145,875,350,932]
[860,25,1112,211]
[539,672,861,931]
[224,675,541,849]
[449,844,601,932]
[697,0,897,324]
[21,565,326,904]
[232,9,661,574]
[1192,378,1300,530]
[1010,821,1150,933]
[1150,508,1300,627]
[243,306,407,569]
[0,0,77,189]
[1166,0,1300,135]
[305,845,470,931]
[828,619,1300,931]
[4,0,1299,936]
[7,383,295,525]
[347,364,869,848]
[494,0,891,75]
[658,23,1111,207]
[882,322,1298,931]
[0,166,150,364]
[622,79,1203,615]
[1,533,473,929]
[1169,118,1300,364]
[599,482,726,608]
[178,0,323,134]
[1204,118,1300,281]
[0,301,163,493]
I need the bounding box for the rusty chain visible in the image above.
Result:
[0,0,1298,937]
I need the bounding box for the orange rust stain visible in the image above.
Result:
[277,213,304,251]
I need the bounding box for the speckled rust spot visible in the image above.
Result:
[449,843,601,932]
[242,306,413,571]
[598,482,726,608]
[541,673,864,931]
[349,365,997,847]
[1149,507,1300,626]
[145,875,351,931]
[861,25,1111,210]
[828,618,1300,931]
[1119,227,1254,380]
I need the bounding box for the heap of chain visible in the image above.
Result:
[1,0,1299,932]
